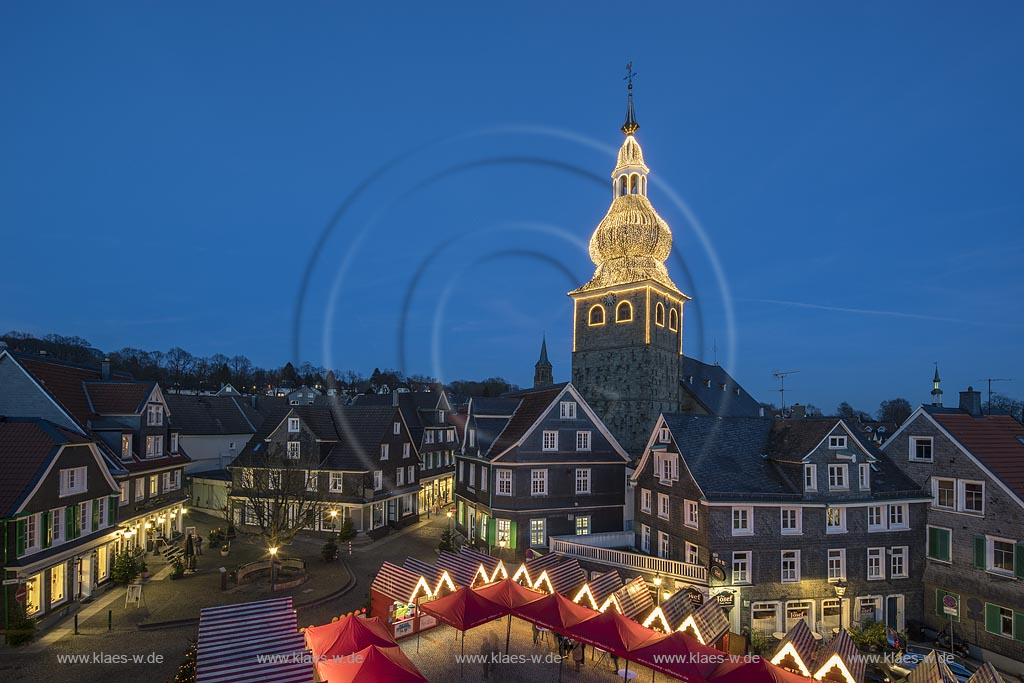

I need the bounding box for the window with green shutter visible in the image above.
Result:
[92,500,100,532]
[985,603,1002,635]
[1015,612,1024,642]
[928,527,951,562]
[508,520,517,550]
[108,496,118,526]
[974,536,986,569]
[41,510,51,548]
[1016,544,1024,579]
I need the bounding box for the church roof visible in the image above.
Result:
[679,357,762,418]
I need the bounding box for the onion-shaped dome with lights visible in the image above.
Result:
[570,81,681,295]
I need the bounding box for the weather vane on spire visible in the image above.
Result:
[621,61,639,135]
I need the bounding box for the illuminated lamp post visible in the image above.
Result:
[653,574,663,606]
[329,509,338,531]
[269,546,279,590]
[834,580,848,631]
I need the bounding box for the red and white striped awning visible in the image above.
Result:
[196,597,312,683]
[436,550,490,587]
[533,558,586,595]
[371,561,433,602]
[611,576,654,619]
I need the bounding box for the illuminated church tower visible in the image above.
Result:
[569,71,689,454]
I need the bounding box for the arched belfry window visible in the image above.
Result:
[619,175,628,196]
[641,176,647,195]
[655,302,665,327]
[669,308,679,332]
[630,174,640,194]
[615,301,633,323]
[588,305,606,326]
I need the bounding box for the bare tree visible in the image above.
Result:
[877,398,912,424]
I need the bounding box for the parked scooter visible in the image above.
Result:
[933,624,971,659]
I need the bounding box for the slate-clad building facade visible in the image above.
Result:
[455,383,630,554]
[882,390,1024,670]
[632,414,929,637]
[0,419,120,627]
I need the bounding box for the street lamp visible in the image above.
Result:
[269,546,279,590]
[653,574,663,606]
[498,538,507,563]
[834,581,848,631]
[329,510,338,531]
[446,509,453,534]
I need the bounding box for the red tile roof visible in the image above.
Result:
[931,413,1024,500]
[0,419,92,517]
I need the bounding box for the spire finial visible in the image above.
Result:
[621,62,639,136]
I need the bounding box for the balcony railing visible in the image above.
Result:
[549,535,708,585]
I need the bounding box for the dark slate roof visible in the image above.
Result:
[486,385,565,457]
[165,395,261,436]
[679,357,762,418]
[927,407,1024,501]
[230,403,398,473]
[661,414,788,501]
[14,353,132,427]
[83,381,154,415]
[249,395,291,421]
[352,390,448,445]
[322,405,396,471]
[0,418,93,517]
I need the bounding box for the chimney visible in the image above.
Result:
[959,386,982,416]
[101,357,112,380]
[0,341,7,351]
[791,403,806,419]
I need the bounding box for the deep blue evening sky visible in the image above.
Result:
[2,2,1023,412]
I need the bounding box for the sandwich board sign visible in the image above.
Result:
[125,584,144,608]
[942,594,959,617]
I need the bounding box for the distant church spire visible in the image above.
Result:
[534,335,553,388]
[931,363,943,406]
[621,62,639,136]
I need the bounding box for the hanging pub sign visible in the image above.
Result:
[714,591,735,609]
[685,586,704,606]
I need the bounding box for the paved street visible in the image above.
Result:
[0,512,450,683]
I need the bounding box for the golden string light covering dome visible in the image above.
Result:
[570,74,681,295]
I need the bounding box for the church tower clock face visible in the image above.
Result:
[569,70,690,455]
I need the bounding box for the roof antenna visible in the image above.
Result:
[712,338,719,366]
[980,377,1013,414]
[772,369,800,415]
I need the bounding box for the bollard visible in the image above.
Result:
[219,567,228,591]
[348,541,352,555]
[74,614,78,635]
[108,610,112,631]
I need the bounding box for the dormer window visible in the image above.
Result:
[145,435,163,458]
[59,467,87,497]
[170,432,179,454]
[121,434,133,459]
[704,379,712,388]
[560,401,577,419]
[469,429,476,448]
[859,464,870,490]
[288,418,300,433]
[828,435,847,449]
[658,427,670,443]
[147,404,163,426]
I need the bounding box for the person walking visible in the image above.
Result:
[532,622,540,646]
[196,533,203,556]
[573,640,585,672]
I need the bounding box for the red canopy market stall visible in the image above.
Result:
[631,629,723,682]
[708,657,814,683]
[566,607,665,681]
[419,584,510,674]
[315,644,427,683]
[512,590,597,632]
[474,578,545,654]
[303,614,396,662]
[370,562,437,639]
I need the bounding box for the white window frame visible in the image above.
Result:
[732,551,751,585]
[828,435,847,449]
[286,442,301,459]
[867,505,885,531]
[288,417,300,432]
[560,401,577,419]
[575,515,590,535]
[145,435,163,458]
[867,547,885,580]
[803,464,817,492]
[403,442,410,459]
[575,468,591,494]
[828,464,848,490]
[119,482,128,505]
[496,469,512,496]
[859,463,870,490]
[890,546,909,578]
[640,524,651,553]
[657,493,670,521]
[932,477,956,510]
[826,506,847,533]
[529,519,546,547]
[121,434,132,459]
[959,480,985,515]
[396,468,405,486]
[135,477,145,499]
[909,436,933,462]
[658,427,671,443]
[732,506,753,536]
[542,431,558,451]
[888,504,908,530]
[827,548,846,581]
[530,469,548,496]
[393,421,401,435]
[640,488,651,514]
[780,507,802,535]
[329,472,344,492]
[986,603,1015,639]
[685,542,699,565]
[926,524,952,563]
[147,404,163,426]
[987,536,1016,576]
[658,531,669,559]
[781,550,800,583]
[372,470,382,491]
[380,444,389,460]
[305,471,318,491]
[59,467,87,497]
[684,500,699,529]
[576,431,591,452]
[479,466,487,492]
